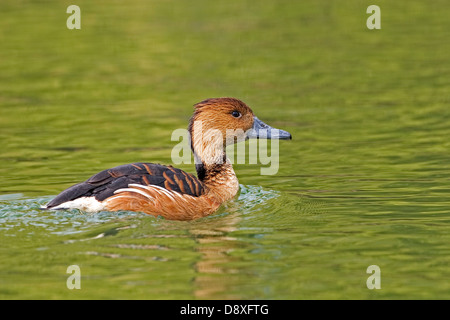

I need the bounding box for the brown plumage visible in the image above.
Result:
[42,98,291,220]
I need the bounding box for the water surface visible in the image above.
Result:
[0,0,449,299]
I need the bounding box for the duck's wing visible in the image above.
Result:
[43,162,206,210]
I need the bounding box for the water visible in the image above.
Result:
[1,0,449,299]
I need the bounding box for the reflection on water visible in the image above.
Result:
[191,186,279,299]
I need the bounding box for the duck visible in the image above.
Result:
[42,98,291,220]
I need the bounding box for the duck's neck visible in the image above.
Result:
[195,156,239,203]
[191,140,239,203]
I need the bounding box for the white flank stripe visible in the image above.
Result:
[145,184,178,199]
[114,186,155,201]
[47,197,106,213]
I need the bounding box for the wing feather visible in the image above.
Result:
[45,163,205,209]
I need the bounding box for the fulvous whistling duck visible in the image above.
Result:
[42,98,291,220]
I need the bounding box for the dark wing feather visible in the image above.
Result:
[45,163,205,209]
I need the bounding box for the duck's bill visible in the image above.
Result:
[246,116,292,140]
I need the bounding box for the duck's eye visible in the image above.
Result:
[231,110,242,118]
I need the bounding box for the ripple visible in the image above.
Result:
[0,195,145,234]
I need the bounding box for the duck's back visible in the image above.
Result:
[43,163,207,215]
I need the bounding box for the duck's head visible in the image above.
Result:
[188,98,291,165]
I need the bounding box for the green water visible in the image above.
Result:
[1,0,449,299]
